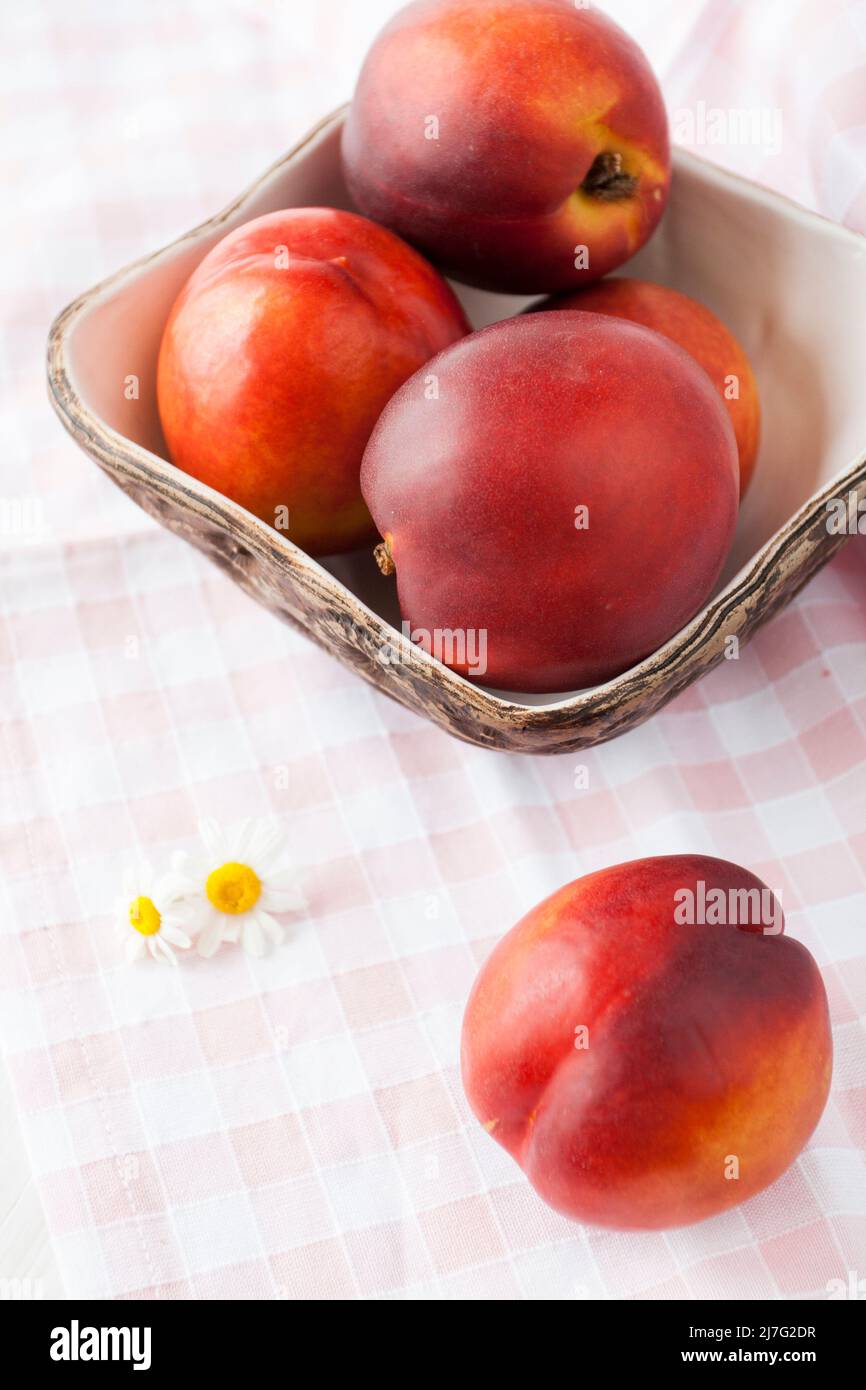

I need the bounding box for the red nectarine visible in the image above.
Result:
[342,0,671,293]
[539,278,761,496]
[157,207,469,555]
[362,311,739,692]
[461,855,832,1230]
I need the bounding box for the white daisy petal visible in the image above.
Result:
[170,861,208,905]
[241,913,267,957]
[260,885,305,913]
[154,936,179,966]
[263,866,302,892]
[160,922,192,950]
[255,909,285,946]
[232,817,259,860]
[170,900,207,934]
[157,857,199,896]
[124,935,146,963]
[163,879,200,911]
[248,821,285,867]
[197,913,226,958]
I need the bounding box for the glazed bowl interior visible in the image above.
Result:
[61,111,866,707]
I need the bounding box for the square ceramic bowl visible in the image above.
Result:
[48,106,866,754]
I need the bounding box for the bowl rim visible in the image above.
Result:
[47,105,866,731]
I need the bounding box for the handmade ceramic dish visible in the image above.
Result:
[47,106,866,754]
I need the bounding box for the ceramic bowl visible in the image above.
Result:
[47,107,866,753]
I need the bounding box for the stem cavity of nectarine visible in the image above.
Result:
[581,151,638,201]
[373,538,395,575]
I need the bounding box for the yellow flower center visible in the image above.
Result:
[129,895,161,937]
[206,862,261,915]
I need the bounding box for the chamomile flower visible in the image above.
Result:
[184,818,305,958]
[117,859,193,966]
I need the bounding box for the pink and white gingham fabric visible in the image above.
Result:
[2,0,865,1300]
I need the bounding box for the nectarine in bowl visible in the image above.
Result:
[47,106,866,752]
[534,277,761,497]
[362,311,740,690]
[156,207,468,556]
[342,0,671,293]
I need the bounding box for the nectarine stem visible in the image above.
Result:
[581,152,638,201]
[373,539,395,576]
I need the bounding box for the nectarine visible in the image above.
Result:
[539,278,761,496]
[342,0,671,293]
[157,208,469,555]
[362,312,739,692]
[461,855,832,1230]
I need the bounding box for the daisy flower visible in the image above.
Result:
[117,858,193,966]
[184,818,305,958]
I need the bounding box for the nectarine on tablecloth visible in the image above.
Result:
[461,855,832,1230]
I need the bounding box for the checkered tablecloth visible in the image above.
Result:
[2,0,865,1300]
